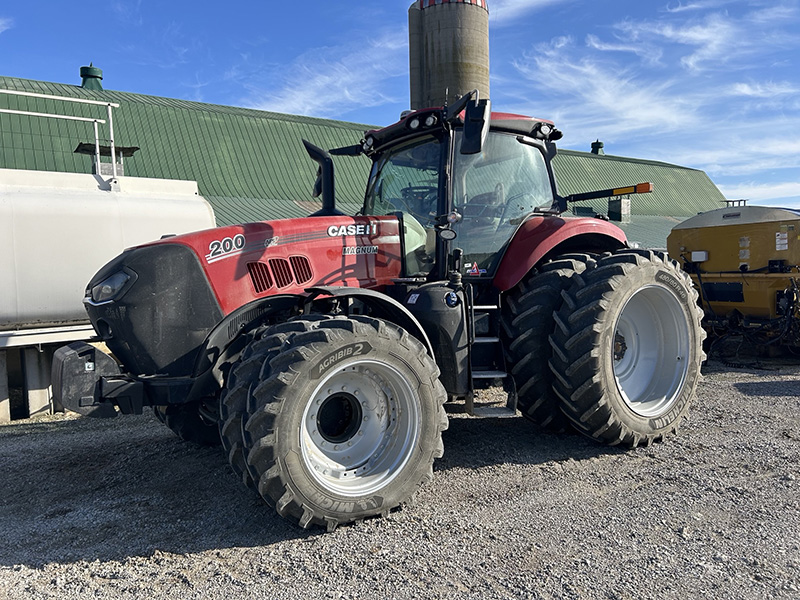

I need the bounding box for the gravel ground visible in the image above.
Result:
[1,356,799,600]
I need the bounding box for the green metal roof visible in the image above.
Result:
[553,150,725,218]
[1,75,726,246]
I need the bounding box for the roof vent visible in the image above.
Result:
[591,140,605,155]
[80,63,103,91]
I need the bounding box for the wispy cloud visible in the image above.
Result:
[747,3,799,25]
[495,1,800,207]
[118,21,201,72]
[0,17,12,34]
[614,13,742,72]
[244,31,408,119]
[719,181,800,207]
[614,6,798,73]
[490,0,574,24]
[585,33,662,64]
[728,81,799,98]
[512,37,694,141]
[663,0,738,13]
[112,0,143,26]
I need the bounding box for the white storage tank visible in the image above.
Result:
[0,167,215,337]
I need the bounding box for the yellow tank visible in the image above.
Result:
[667,205,800,345]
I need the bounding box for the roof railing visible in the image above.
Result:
[0,88,121,178]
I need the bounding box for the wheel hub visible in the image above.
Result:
[316,393,362,444]
[614,332,628,361]
[301,360,420,496]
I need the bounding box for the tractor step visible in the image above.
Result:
[472,370,507,379]
[472,405,517,418]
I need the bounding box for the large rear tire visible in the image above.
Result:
[501,254,595,431]
[549,250,705,447]
[244,316,448,531]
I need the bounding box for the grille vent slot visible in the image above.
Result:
[269,258,293,288]
[247,262,273,293]
[290,256,313,284]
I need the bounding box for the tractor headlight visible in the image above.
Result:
[89,271,132,304]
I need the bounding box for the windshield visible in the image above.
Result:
[452,132,553,276]
[363,135,443,276]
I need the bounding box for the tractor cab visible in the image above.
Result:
[359,96,562,284]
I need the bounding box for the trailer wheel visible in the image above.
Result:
[153,399,221,447]
[501,254,595,430]
[549,250,705,446]
[244,316,448,531]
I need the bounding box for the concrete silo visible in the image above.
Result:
[408,0,490,110]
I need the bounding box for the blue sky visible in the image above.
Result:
[1,0,798,207]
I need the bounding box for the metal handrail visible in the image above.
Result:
[0,88,119,107]
[0,88,120,177]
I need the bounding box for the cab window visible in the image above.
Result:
[452,132,553,276]
[363,136,443,276]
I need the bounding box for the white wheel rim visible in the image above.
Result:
[300,359,421,496]
[613,285,691,417]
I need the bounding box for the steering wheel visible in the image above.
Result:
[400,185,438,224]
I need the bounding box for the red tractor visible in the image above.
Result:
[54,93,705,531]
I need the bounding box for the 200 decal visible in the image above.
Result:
[206,234,246,262]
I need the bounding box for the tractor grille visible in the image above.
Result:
[247,256,313,293]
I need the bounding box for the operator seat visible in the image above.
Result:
[464,182,505,226]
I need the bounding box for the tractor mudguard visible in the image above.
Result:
[306,286,434,356]
[493,216,627,291]
[180,294,306,404]
[190,294,303,378]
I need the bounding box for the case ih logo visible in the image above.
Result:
[327,223,379,237]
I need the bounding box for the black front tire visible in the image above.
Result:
[219,321,308,489]
[244,316,448,531]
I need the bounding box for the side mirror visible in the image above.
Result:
[460,98,491,155]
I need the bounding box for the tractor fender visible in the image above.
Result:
[187,294,304,401]
[306,286,434,357]
[493,216,627,291]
